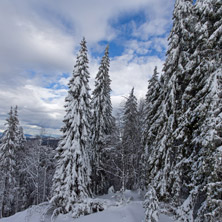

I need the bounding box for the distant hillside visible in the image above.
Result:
[26,136,60,148]
[0,132,60,148]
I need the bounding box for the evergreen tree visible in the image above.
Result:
[195,1,222,220]
[143,67,161,145]
[101,104,125,192]
[162,0,194,202]
[144,0,194,202]
[181,0,222,220]
[51,38,93,218]
[142,67,162,190]
[13,106,27,213]
[121,88,141,190]
[91,45,114,195]
[17,131,30,211]
[0,107,18,217]
[14,106,26,150]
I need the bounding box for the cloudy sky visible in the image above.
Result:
[0,0,174,136]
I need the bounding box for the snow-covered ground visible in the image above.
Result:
[1,190,174,222]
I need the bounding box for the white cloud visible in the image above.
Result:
[125,40,152,55]
[131,1,173,42]
[0,83,66,129]
[110,54,164,100]
[133,18,170,40]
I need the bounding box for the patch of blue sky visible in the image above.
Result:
[130,35,170,61]
[91,10,146,59]
[149,49,166,59]
[41,88,67,103]
[45,73,69,90]
[60,73,70,78]
[24,71,69,91]
[90,40,125,58]
[111,10,146,37]
[91,9,171,61]
[137,34,169,59]
[45,82,60,90]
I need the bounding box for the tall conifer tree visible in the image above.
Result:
[180,0,222,220]
[13,106,27,213]
[121,88,141,189]
[91,45,113,195]
[142,67,162,190]
[145,0,194,202]
[51,38,92,217]
[0,107,19,217]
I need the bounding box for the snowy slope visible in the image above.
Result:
[1,191,174,222]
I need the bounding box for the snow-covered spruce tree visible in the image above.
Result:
[51,38,96,218]
[13,106,27,213]
[91,45,114,195]
[143,74,165,195]
[159,0,222,220]
[9,106,27,213]
[178,0,222,220]
[143,67,161,145]
[121,88,142,190]
[197,2,222,220]
[144,185,159,222]
[100,103,124,192]
[0,107,19,217]
[16,127,28,212]
[161,0,195,203]
[151,0,193,202]
[144,0,195,204]
[180,67,222,221]
[142,67,162,190]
